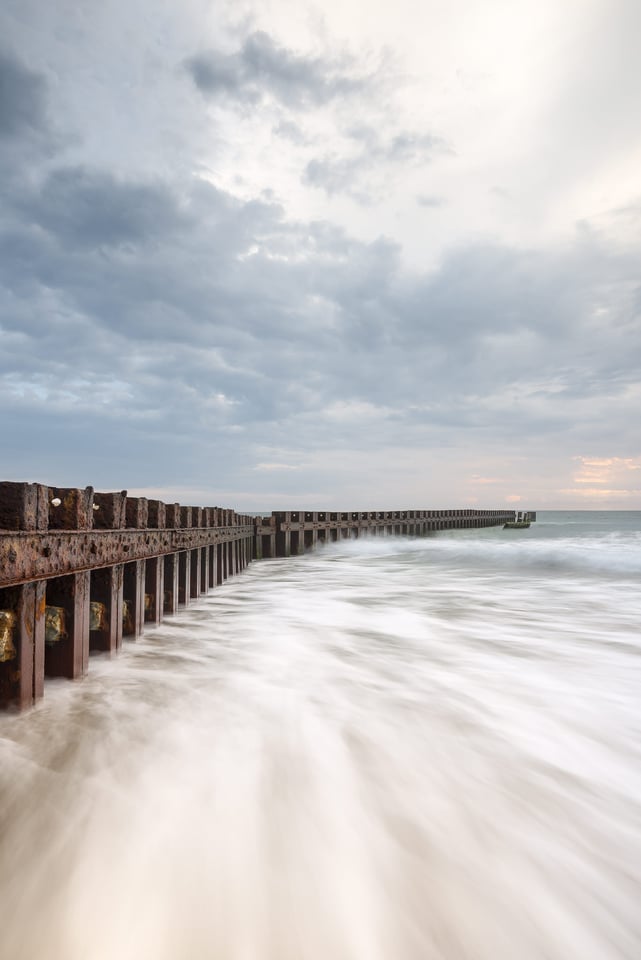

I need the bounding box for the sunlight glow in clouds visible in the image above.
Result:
[562,457,641,504]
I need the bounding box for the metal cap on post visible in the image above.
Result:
[0,482,49,532]
[48,486,94,530]
[147,500,166,529]
[165,503,180,529]
[125,497,148,530]
[92,491,127,530]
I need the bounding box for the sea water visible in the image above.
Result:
[1,511,640,960]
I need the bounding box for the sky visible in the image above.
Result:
[1,0,640,511]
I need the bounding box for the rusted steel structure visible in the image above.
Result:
[0,479,519,710]
[0,482,253,710]
[255,508,518,558]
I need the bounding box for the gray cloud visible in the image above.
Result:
[0,49,47,139]
[303,154,373,200]
[272,119,309,145]
[15,167,192,249]
[346,125,446,161]
[186,31,365,109]
[304,127,449,200]
[186,30,449,206]
[3,170,639,501]
[3,155,639,468]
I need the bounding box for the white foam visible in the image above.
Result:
[1,529,640,959]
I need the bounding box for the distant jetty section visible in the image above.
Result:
[0,481,523,710]
[255,508,530,557]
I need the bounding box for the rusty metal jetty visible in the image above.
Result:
[0,480,518,710]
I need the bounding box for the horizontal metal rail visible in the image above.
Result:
[259,514,514,532]
[0,526,254,589]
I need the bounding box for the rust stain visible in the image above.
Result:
[45,606,67,645]
[90,601,108,632]
[0,611,17,662]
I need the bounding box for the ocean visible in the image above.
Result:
[1,510,640,960]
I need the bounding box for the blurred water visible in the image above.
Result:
[1,511,640,960]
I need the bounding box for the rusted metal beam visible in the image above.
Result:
[0,526,255,589]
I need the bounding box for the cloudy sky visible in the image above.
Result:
[1,0,640,511]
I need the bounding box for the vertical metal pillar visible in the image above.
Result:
[45,571,91,679]
[90,564,123,653]
[164,553,179,614]
[179,551,191,605]
[123,559,146,637]
[201,545,209,593]
[17,581,46,707]
[145,556,163,625]
[74,571,91,675]
[45,485,94,676]
[190,548,201,599]
[210,543,218,588]
[111,564,124,650]
[207,544,214,588]
[0,483,49,707]
[121,496,148,637]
